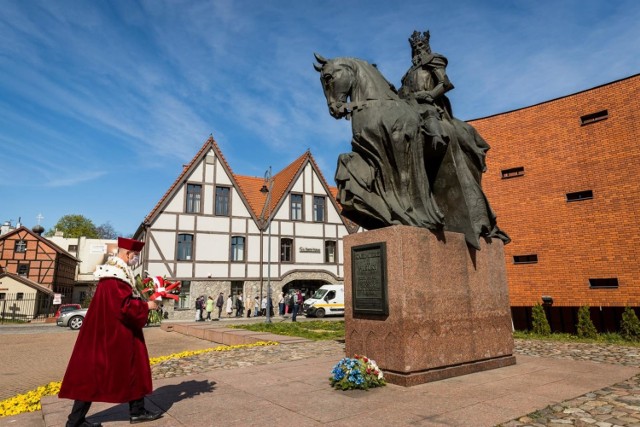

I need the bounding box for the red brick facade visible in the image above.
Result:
[469,74,640,325]
[0,227,78,301]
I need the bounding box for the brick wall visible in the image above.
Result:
[470,74,640,308]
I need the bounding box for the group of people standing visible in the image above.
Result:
[194,293,226,321]
[278,289,304,321]
[194,292,278,320]
[193,289,308,321]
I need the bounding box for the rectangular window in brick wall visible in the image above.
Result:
[501,166,525,179]
[566,190,593,202]
[580,109,608,126]
[513,254,538,264]
[589,278,618,289]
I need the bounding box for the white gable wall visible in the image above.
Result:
[140,149,353,319]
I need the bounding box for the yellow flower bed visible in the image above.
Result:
[0,341,278,418]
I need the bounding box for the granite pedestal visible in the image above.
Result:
[344,225,515,386]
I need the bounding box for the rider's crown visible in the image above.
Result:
[409,30,431,55]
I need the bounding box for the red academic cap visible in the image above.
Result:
[118,237,145,252]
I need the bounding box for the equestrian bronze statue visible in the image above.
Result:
[314,30,509,250]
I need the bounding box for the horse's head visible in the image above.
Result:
[314,53,355,119]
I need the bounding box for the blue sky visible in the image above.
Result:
[2,0,639,236]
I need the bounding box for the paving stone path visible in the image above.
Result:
[504,340,640,427]
[149,338,640,426]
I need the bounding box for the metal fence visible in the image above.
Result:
[0,293,54,324]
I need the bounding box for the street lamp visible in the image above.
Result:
[260,166,274,324]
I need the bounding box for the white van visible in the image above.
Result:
[303,284,344,318]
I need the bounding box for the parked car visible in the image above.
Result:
[54,304,82,318]
[56,308,88,330]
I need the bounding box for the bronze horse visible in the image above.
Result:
[315,54,444,231]
[314,53,509,249]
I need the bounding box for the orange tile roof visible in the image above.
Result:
[140,137,355,233]
[234,175,267,220]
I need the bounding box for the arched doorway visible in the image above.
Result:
[282,280,327,300]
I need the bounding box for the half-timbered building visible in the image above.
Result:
[134,136,357,319]
[0,226,79,303]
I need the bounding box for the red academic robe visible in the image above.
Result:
[58,277,152,403]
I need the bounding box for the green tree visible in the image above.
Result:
[576,306,598,339]
[531,303,551,335]
[45,214,99,238]
[620,306,640,341]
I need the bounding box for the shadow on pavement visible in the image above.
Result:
[89,379,216,423]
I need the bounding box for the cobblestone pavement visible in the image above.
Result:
[507,339,640,427]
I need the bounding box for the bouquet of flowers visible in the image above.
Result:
[135,275,182,325]
[329,354,386,390]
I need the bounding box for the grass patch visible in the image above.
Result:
[513,330,640,346]
[230,320,345,341]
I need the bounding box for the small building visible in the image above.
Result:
[0,226,79,304]
[0,272,54,321]
[470,73,640,332]
[134,136,357,319]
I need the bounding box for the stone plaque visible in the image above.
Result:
[351,242,388,316]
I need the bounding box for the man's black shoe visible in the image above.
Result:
[129,410,162,424]
[79,421,102,427]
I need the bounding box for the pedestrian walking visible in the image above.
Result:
[205,296,214,320]
[254,296,260,317]
[278,292,285,316]
[216,292,224,319]
[291,289,303,322]
[195,296,204,321]
[59,237,162,426]
[246,294,253,318]
[261,295,267,316]
[226,295,233,317]
[235,292,244,317]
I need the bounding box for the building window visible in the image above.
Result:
[231,281,243,298]
[501,167,525,179]
[215,186,230,216]
[589,278,618,289]
[186,184,202,213]
[313,196,326,222]
[177,281,191,309]
[580,109,608,126]
[290,194,303,221]
[513,254,538,264]
[17,264,29,276]
[15,240,27,253]
[68,245,78,253]
[325,240,336,263]
[281,238,293,262]
[177,234,193,261]
[16,292,24,301]
[0,293,5,300]
[566,190,593,202]
[231,236,245,262]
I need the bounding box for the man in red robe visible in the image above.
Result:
[59,237,161,427]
